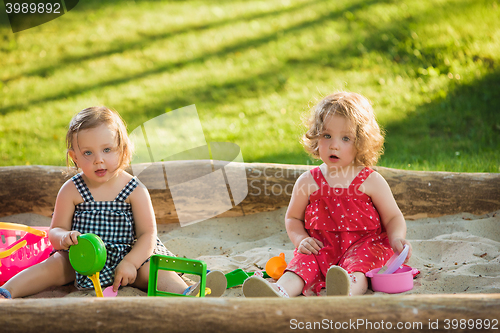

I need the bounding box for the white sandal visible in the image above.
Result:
[242,276,289,298]
[184,270,227,297]
[326,266,352,296]
[205,270,227,297]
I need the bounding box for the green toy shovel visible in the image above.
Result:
[69,233,107,297]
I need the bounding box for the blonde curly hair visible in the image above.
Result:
[302,92,384,167]
[66,106,133,172]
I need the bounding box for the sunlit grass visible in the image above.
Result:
[0,0,499,172]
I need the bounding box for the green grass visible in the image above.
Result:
[0,0,499,172]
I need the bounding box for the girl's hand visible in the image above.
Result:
[113,260,138,292]
[60,230,81,250]
[391,238,412,263]
[298,237,324,255]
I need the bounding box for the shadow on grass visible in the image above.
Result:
[1,0,328,82]
[119,67,290,125]
[0,0,387,116]
[286,0,485,76]
[382,69,500,171]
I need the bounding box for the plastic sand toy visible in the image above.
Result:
[224,252,287,289]
[265,253,287,280]
[225,269,270,289]
[69,233,107,297]
[377,245,410,275]
[0,222,53,286]
[148,254,207,297]
[366,245,418,293]
[366,265,419,293]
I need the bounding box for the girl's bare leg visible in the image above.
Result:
[326,267,368,296]
[243,271,305,298]
[275,271,305,297]
[133,261,188,294]
[350,272,368,295]
[2,251,75,298]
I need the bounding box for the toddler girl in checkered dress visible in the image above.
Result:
[0,106,225,299]
[243,92,412,298]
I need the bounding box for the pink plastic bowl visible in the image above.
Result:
[365,266,418,294]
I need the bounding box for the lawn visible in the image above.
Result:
[0,0,499,172]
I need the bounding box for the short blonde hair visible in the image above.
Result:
[302,92,384,167]
[66,106,133,172]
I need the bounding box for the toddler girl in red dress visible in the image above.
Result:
[244,92,412,297]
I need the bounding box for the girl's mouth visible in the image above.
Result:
[329,154,339,161]
[95,169,107,177]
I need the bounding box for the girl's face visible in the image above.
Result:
[317,114,357,169]
[69,124,121,185]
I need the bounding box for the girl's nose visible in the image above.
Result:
[329,138,339,150]
[94,153,104,164]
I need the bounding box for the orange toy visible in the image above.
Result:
[265,253,287,280]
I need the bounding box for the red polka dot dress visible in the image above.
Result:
[286,167,393,296]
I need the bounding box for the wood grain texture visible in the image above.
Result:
[1,163,499,223]
[1,294,499,333]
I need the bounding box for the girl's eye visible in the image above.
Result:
[342,136,351,142]
[103,148,111,153]
[323,134,331,139]
[84,151,92,156]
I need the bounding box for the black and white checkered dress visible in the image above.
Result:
[71,173,173,289]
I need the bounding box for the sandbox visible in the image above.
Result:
[1,162,499,332]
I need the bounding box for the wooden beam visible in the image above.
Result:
[373,167,500,219]
[0,163,499,223]
[2,294,499,333]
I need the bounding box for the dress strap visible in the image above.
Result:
[349,167,374,188]
[114,177,139,202]
[310,167,329,189]
[71,173,95,202]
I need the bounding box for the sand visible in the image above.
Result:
[2,207,500,298]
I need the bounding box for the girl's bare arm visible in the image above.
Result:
[285,172,323,254]
[112,181,156,290]
[363,171,412,260]
[49,180,80,250]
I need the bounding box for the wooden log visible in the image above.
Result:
[0,165,68,218]
[0,163,499,223]
[1,294,500,333]
[373,167,500,220]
